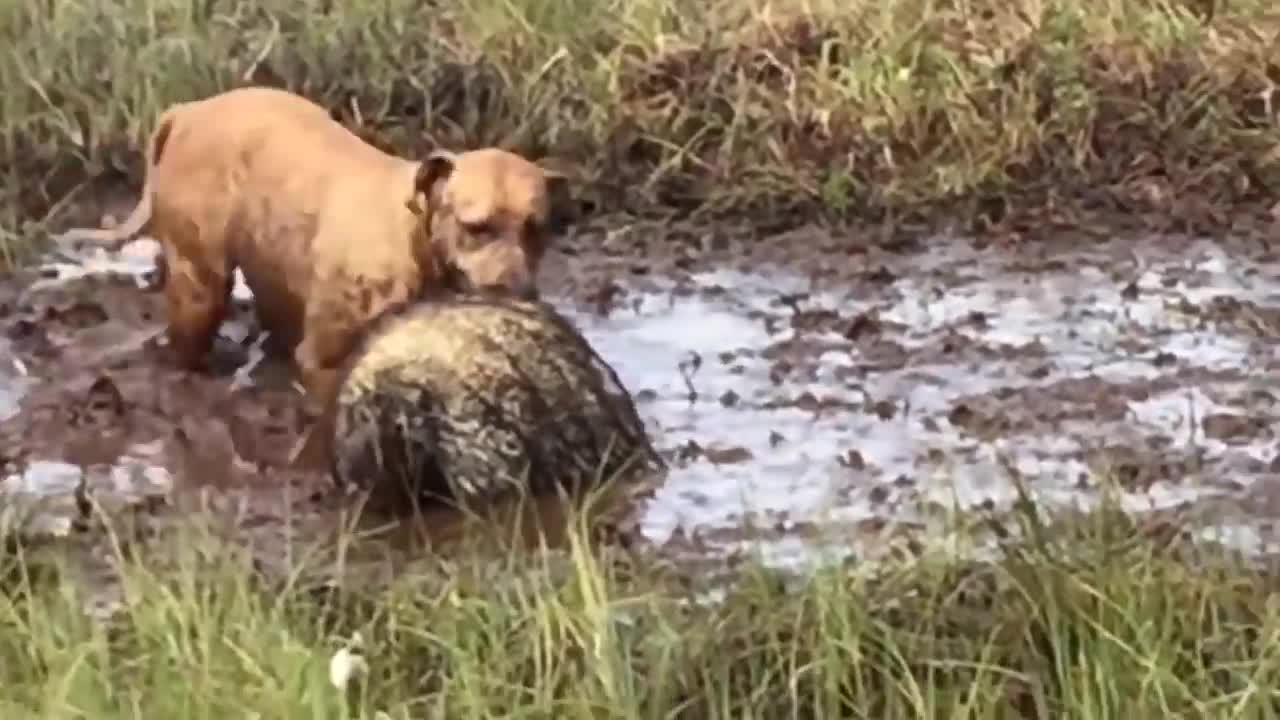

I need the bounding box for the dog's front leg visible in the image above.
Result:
[287,320,354,470]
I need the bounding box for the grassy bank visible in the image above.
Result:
[1,0,1278,267]
[4,498,1280,719]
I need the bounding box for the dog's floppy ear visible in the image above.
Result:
[406,149,458,215]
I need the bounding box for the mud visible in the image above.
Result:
[4,212,1280,601]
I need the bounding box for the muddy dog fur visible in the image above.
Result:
[53,86,574,420]
[323,295,665,524]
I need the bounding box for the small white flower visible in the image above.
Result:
[329,632,368,690]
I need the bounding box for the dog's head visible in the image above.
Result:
[407,148,572,301]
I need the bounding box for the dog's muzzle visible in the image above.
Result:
[445,262,539,301]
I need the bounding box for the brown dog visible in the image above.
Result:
[55,86,571,416]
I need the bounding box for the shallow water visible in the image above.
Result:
[3,231,1280,570]
[555,236,1280,565]
[0,338,32,423]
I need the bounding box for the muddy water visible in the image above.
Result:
[0,339,31,422]
[4,227,1280,585]
[553,230,1280,565]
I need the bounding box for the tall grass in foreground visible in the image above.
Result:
[1,0,1278,267]
[4,496,1280,718]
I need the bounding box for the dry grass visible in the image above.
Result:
[0,0,1278,268]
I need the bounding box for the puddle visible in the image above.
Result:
[1,447,175,538]
[3,231,1280,578]
[0,338,34,423]
[555,236,1280,567]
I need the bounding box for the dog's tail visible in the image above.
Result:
[53,109,178,252]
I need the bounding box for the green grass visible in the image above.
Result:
[5,492,1280,719]
[1,0,1278,268]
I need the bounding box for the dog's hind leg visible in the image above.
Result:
[154,198,234,373]
[162,250,233,372]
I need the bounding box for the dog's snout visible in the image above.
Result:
[452,237,540,301]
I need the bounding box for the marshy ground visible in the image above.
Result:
[13,217,1280,567]
[3,0,1280,717]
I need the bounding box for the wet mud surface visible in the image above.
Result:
[4,211,1280,600]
